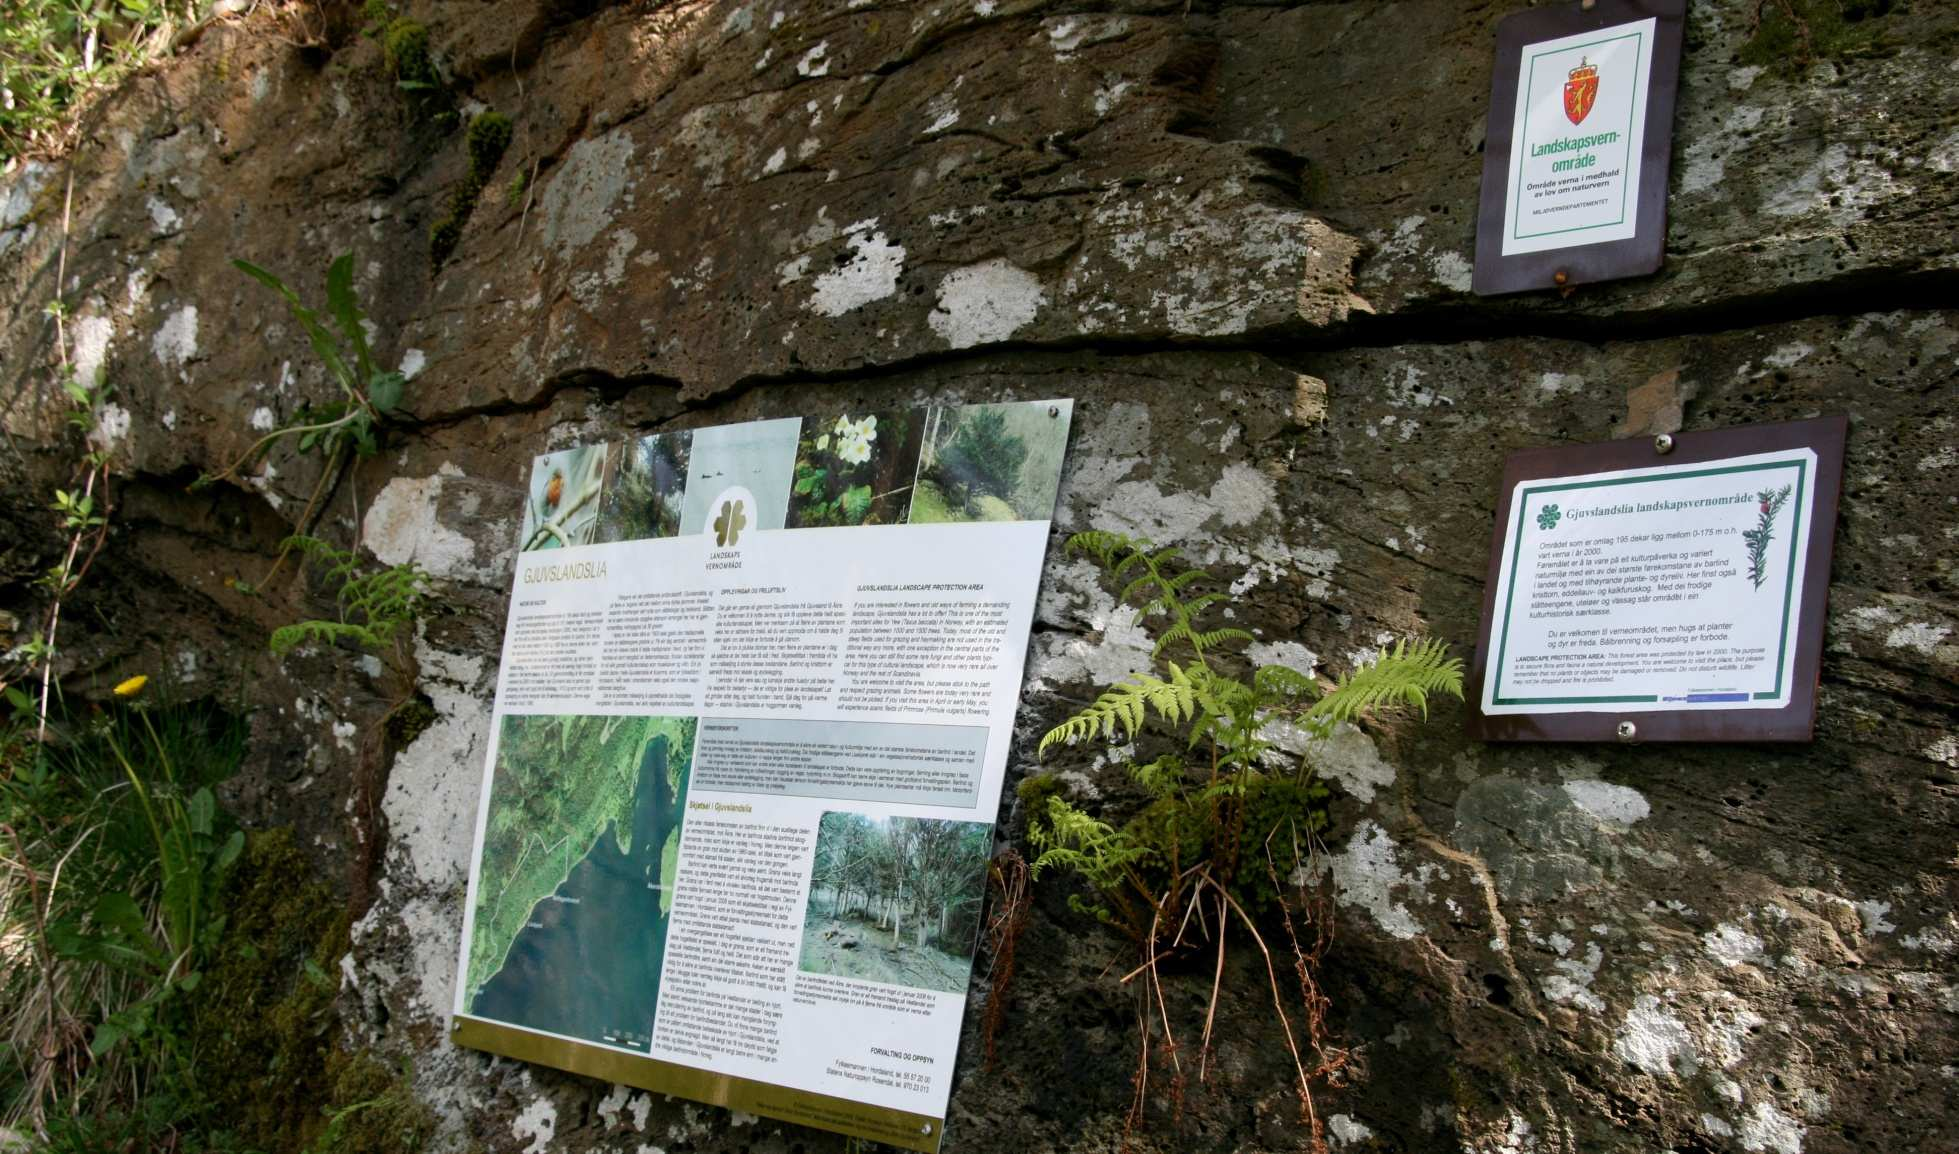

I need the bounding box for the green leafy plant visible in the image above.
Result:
[268,536,430,689]
[0,2,208,160]
[0,694,247,1139]
[1020,531,1463,1149]
[198,253,408,586]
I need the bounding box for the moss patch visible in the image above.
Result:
[187,829,435,1153]
[384,19,438,89]
[190,828,349,1151]
[430,111,514,266]
[385,695,438,750]
[1738,0,1897,68]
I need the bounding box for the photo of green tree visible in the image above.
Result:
[785,409,926,528]
[465,714,695,1051]
[798,813,991,994]
[520,443,608,551]
[908,400,1072,523]
[597,430,693,543]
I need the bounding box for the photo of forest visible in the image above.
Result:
[465,714,695,1051]
[785,409,926,528]
[597,430,693,543]
[798,813,991,994]
[520,443,608,551]
[908,400,1072,523]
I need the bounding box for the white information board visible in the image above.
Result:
[1481,447,1818,716]
[451,400,1073,1151]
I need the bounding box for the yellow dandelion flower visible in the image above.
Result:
[113,674,148,698]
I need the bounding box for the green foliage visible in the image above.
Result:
[267,535,431,680]
[382,18,437,89]
[0,697,247,1138]
[202,253,408,489]
[1028,531,1463,938]
[430,110,514,265]
[1,699,435,1151]
[0,1,209,160]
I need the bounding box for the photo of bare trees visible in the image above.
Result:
[798,813,991,994]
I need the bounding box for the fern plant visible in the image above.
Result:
[1020,531,1463,1150]
[267,536,429,689]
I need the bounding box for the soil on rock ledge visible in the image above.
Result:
[0,1,1954,1153]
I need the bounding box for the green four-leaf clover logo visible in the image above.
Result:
[1536,503,1561,531]
[714,499,747,547]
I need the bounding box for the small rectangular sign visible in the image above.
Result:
[1474,0,1686,294]
[1468,417,1846,743]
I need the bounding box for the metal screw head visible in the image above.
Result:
[1048,405,1060,418]
[1653,433,1675,455]
[1553,269,1569,286]
[1616,720,1637,742]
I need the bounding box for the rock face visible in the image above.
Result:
[0,2,1954,1153]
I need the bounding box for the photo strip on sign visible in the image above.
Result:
[453,401,1075,1152]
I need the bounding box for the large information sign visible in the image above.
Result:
[1473,0,1686,295]
[451,401,1074,1151]
[1468,417,1845,743]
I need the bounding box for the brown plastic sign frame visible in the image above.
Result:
[1473,0,1686,296]
[1467,416,1847,743]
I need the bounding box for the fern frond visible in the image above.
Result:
[1065,530,1140,568]
[1253,663,1318,700]
[1039,663,1200,756]
[1306,637,1464,727]
[269,619,384,656]
[1129,754,1185,800]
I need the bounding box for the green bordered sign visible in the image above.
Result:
[1473,0,1686,295]
[1467,417,1847,743]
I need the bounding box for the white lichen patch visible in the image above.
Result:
[1312,821,1425,940]
[1542,940,1606,1013]
[1327,1114,1374,1146]
[96,403,131,449]
[541,129,636,260]
[796,41,830,77]
[363,468,490,584]
[1704,921,1768,968]
[1283,723,1395,804]
[71,313,113,392]
[928,259,1044,348]
[512,1095,557,1154]
[1561,780,1650,827]
[1738,1101,1805,1154]
[808,220,905,316]
[152,305,199,372]
[379,634,488,893]
[1613,994,1698,1075]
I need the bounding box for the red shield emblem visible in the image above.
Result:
[1564,59,1599,125]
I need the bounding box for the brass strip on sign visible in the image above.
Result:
[452,1016,943,1153]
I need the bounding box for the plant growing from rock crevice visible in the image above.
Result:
[429,110,512,266]
[1017,530,1464,1151]
[199,253,409,589]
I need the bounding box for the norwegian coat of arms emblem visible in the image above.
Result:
[1564,57,1599,124]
